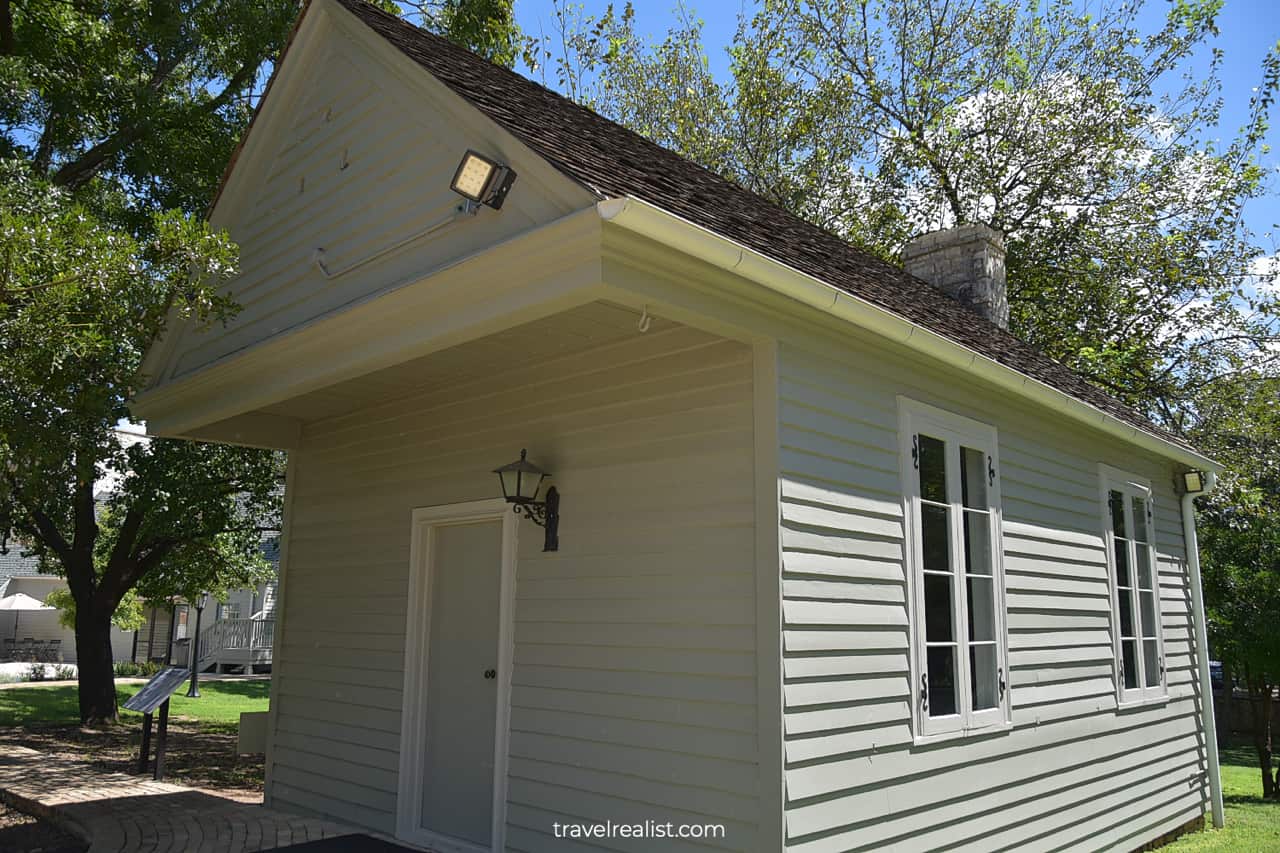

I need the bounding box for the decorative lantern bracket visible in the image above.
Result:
[494,449,560,552]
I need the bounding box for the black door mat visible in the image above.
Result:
[274,834,424,852]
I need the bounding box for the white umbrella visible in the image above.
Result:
[0,592,53,610]
[0,592,55,644]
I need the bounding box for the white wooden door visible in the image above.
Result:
[399,501,516,853]
[421,519,501,846]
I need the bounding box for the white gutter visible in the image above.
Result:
[596,196,1220,473]
[1182,470,1225,828]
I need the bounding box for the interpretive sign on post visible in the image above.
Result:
[124,666,190,781]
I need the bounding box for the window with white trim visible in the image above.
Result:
[1100,467,1166,702]
[900,399,1011,737]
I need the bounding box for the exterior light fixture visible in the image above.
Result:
[1182,470,1206,495]
[450,149,517,212]
[186,592,211,698]
[494,449,559,552]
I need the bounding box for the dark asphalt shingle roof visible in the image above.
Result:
[328,0,1191,455]
[0,546,43,596]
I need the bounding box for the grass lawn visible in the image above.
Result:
[0,678,270,796]
[0,678,268,730]
[1162,742,1280,851]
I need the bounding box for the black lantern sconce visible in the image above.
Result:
[494,449,559,552]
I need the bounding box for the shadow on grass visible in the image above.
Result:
[181,679,270,700]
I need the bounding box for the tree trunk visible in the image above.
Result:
[74,606,118,724]
[1249,678,1277,799]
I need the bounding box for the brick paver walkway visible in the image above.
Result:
[0,744,360,852]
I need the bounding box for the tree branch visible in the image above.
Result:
[0,0,12,57]
[50,48,255,190]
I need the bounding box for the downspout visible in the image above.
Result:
[1182,470,1224,828]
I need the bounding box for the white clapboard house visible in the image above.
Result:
[132,1,1225,850]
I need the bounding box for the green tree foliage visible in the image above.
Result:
[544,0,1279,420]
[45,587,145,633]
[0,0,300,216]
[0,0,297,732]
[1197,378,1280,799]
[410,0,522,67]
[0,167,281,722]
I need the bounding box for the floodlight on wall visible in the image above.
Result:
[494,449,559,551]
[1182,470,1207,495]
[451,149,517,212]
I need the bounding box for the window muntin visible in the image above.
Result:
[1101,468,1165,703]
[902,400,1010,738]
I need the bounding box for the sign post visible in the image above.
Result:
[123,666,190,781]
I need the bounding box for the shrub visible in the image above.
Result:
[54,665,75,680]
[24,663,47,681]
[113,660,163,678]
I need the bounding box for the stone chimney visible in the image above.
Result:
[903,223,1008,329]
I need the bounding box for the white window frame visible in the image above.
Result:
[899,398,1012,741]
[1099,465,1167,706]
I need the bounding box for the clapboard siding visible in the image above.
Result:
[269,320,760,849]
[159,9,589,383]
[777,341,1205,852]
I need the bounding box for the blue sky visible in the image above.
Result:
[512,0,1280,250]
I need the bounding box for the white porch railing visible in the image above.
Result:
[197,618,275,669]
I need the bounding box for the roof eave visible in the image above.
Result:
[598,196,1220,473]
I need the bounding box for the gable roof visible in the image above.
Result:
[312,0,1194,457]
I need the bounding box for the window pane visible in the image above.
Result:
[1140,590,1158,640]
[1118,588,1135,638]
[1121,639,1139,689]
[921,504,951,573]
[918,434,947,503]
[1114,538,1130,587]
[1136,547,1153,591]
[967,576,995,642]
[925,574,954,642]
[1143,640,1161,687]
[970,643,999,710]
[1131,496,1148,544]
[1109,490,1126,537]
[960,446,988,509]
[927,645,957,717]
[963,510,992,577]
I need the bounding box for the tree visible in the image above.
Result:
[0,168,282,722]
[0,0,311,722]
[1196,378,1280,799]
[543,0,1279,422]
[408,0,523,67]
[0,0,300,217]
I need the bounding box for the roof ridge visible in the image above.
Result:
[323,0,1195,455]
[335,1,914,264]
